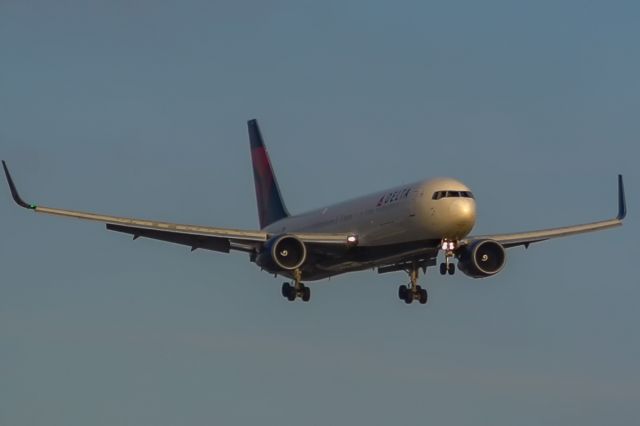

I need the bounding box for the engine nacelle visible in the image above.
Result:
[256,235,307,271]
[457,239,506,278]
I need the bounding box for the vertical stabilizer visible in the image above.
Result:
[248,119,290,228]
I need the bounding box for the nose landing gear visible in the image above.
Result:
[439,239,457,276]
[439,262,455,275]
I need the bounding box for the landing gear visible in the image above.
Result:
[397,262,428,305]
[440,239,457,276]
[281,269,310,302]
[440,262,455,275]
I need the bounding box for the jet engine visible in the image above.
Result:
[456,239,506,278]
[256,235,307,271]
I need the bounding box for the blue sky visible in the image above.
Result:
[1,1,638,425]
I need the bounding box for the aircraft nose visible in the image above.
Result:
[447,199,476,237]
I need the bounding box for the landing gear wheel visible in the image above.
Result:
[439,262,447,275]
[282,282,291,298]
[418,288,428,304]
[404,291,413,304]
[301,286,311,302]
[447,263,455,275]
[398,285,408,300]
[282,283,296,301]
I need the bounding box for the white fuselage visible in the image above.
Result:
[264,177,477,247]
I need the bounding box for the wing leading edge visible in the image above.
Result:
[463,175,626,248]
[1,161,356,252]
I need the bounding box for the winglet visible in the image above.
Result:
[617,174,626,220]
[2,161,36,209]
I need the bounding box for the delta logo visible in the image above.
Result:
[377,188,411,207]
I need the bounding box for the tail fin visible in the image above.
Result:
[248,119,290,229]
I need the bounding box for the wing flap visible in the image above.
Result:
[106,224,232,253]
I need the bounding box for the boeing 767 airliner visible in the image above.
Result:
[3,119,627,304]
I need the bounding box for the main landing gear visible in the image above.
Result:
[281,269,311,302]
[439,239,456,276]
[394,242,458,305]
[397,262,428,305]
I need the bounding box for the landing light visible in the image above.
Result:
[347,235,358,244]
[442,241,456,251]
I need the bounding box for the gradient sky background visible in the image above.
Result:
[1,1,638,425]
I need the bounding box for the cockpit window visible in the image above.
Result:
[462,191,475,199]
[432,190,474,200]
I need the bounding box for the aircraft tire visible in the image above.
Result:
[419,289,428,305]
[283,283,296,301]
[448,263,455,275]
[302,286,311,302]
[282,282,291,298]
[439,263,447,275]
[398,285,408,300]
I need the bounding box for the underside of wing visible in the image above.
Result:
[463,175,626,249]
[106,224,233,253]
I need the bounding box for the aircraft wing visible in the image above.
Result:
[462,175,626,249]
[2,161,356,253]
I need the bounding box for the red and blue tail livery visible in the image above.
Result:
[248,119,290,229]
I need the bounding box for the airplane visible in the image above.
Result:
[2,119,627,304]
